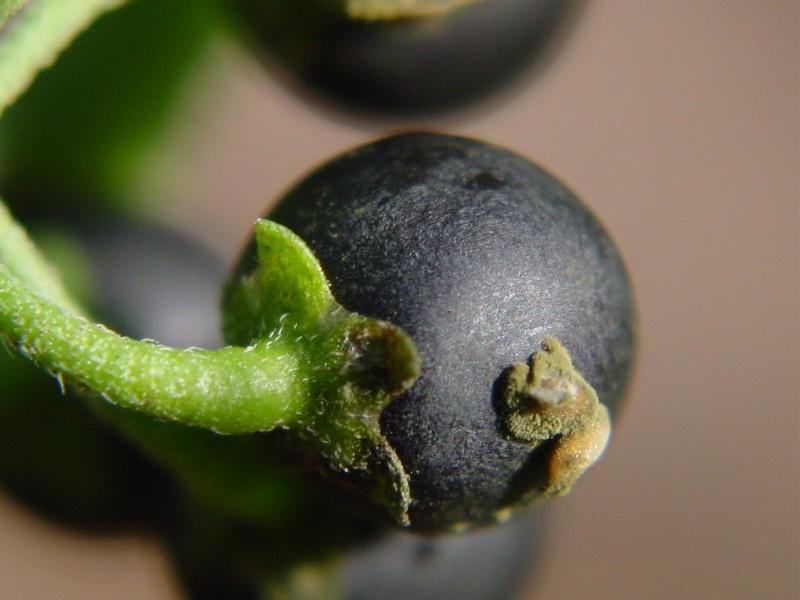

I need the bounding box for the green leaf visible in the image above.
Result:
[0,0,124,119]
[0,0,221,209]
[0,0,27,25]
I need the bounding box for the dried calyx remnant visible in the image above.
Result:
[499,337,611,498]
[344,0,479,21]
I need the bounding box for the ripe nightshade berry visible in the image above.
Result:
[228,0,578,115]
[254,133,636,531]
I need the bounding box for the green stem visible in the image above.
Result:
[0,204,419,522]
[0,264,303,434]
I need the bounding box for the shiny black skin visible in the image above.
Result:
[227,0,579,116]
[266,133,636,531]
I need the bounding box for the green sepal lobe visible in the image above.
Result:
[222,219,420,525]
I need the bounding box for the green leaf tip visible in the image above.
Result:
[222,219,420,398]
[222,219,334,345]
[0,0,125,118]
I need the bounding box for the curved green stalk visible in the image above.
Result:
[0,269,302,432]
[0,221,419,437]
[0,208,420,523]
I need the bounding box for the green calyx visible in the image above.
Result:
[223,219,419,524]
[0,208,420,526]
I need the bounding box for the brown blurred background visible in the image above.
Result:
[0,1,797,599]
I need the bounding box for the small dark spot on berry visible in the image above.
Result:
[469,172,504,190]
